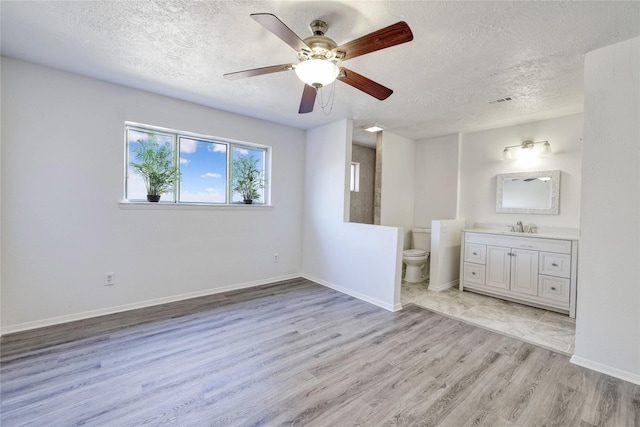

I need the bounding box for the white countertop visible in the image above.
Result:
[464,228,580,241]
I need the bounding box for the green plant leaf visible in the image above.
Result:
[130,133,181,196]
[231,154,265,202]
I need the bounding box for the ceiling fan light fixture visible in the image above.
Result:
[295,59,339,88]
[225,15,413,114]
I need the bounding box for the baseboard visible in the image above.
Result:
[570,354,640,385]
[428,279,458,292]
[302,274,398,312]
[0,273,301,335]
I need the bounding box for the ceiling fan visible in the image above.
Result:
[223,13,413,114]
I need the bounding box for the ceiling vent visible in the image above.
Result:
[489,96,513,104]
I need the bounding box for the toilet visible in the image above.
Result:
[403,228,431,283]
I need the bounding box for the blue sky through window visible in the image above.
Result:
[179,137,227,203]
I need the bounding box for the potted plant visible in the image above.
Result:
[130,133,181,202]
[232,155,265,204]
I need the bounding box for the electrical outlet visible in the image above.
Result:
[104,272,115,286]
[273,253,279,263]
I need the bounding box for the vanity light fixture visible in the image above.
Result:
[363,124,384,133]
[502,140,552,160]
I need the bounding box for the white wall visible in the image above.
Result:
[0,58,3,333]
[414,134,460,227]
[572,37,640,384]
[459,114,583,230]
[379,132,416,231]
[1,58,306,333]
[429,219,465,292]
[302,120,404,311]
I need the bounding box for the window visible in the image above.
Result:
[350,162,360,192]
[125,124,269,204]
[178,136,228,203]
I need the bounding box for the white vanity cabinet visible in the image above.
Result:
[460,230,578,318]
[486,246,539,295]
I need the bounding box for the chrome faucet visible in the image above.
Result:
[516,221,524,233]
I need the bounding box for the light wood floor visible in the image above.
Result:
[1,278,638,426]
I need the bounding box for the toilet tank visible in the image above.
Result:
[412,228,431,252]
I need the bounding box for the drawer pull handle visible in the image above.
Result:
[473,252,478,255]
[551,286,557,291]
[472,272,476,275]
[551,263,559,267]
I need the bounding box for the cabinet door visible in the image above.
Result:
[485,246,511,290]
[510,248,539,296]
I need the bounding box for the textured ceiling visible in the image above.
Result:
[2,1,639,145]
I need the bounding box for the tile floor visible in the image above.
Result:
[401,281,576,355]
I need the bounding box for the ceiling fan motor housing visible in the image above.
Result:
[298,36,339,62]
[297,19,343,63]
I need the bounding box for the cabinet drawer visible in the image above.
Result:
[539,252,571,278]
[464,243,486,264]
[538,275,570,303]
[463,262,485,285]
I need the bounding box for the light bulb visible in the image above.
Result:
[295,59,339,88]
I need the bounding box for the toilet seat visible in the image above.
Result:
[403,249,427,257]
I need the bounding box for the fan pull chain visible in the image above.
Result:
[317,82,336,116]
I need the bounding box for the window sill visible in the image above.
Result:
[119,201,274,211]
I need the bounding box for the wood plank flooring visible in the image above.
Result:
[1,278,639,426]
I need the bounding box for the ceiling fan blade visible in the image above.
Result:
[299,84,317,114]
[338,68,393,100]
[223,64,294,80]
[251,13,309,52]
[335,21,413,61]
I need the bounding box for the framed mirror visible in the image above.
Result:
[496,170,560,214]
